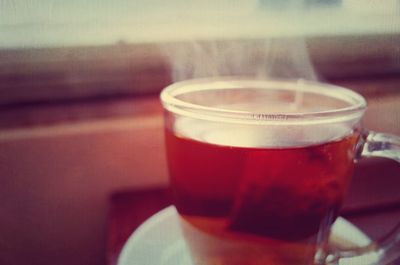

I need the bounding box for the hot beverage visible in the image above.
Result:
[160,78,400,265]
[165,121,358,264]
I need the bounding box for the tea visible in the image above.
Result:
[165,122,358,265]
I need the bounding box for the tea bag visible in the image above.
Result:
[228,145,344,241]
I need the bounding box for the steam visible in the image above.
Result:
[162,37,318,82]
[161,1,320,115]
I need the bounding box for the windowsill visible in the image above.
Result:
[1,34,399,107]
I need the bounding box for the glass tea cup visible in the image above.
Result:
[160,78,400,265]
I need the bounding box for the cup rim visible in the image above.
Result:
[160,77,367,125]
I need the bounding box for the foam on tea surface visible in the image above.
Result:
[174,115,353,148]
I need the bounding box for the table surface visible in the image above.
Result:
[106,158,400,265]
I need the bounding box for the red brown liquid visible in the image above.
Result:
[165,127,358,264]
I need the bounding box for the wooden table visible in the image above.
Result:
[106,158,400,265]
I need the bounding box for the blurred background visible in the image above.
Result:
[0,1,399,265]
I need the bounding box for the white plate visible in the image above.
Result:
[118,206,379,265]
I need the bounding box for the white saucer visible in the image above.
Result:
[118,206,378,265]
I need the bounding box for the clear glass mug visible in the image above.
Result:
[160,78,400,265]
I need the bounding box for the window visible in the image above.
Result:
[0,0,399,127]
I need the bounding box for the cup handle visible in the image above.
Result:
[327,130,400,265]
